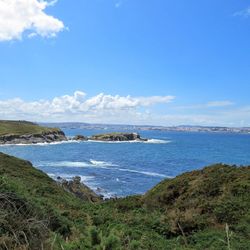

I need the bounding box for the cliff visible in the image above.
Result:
[0,153,249,249]
[0,120,67,144]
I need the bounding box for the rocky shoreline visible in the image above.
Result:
[0,130,67,145]
[0,131,147,145]
[57,176,103,203]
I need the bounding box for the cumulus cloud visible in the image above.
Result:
[0,0,64,41]
[1,92,248,126]
[0,91,175,122]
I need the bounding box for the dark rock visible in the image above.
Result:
[0,130,67,145]
[72,176,81,184]
[72,135,87,141]
[59,176,102,203]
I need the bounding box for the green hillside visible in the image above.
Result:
[143,164,250,236]
[0,152,249,249]
[0,120,60,136]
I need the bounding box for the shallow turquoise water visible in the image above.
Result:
[1,129,250,197]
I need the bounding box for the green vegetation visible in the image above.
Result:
[91,132,128,140]
[0,152,249,249]
[90,132,142,141]
[0,120,60,136]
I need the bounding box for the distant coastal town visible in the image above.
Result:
[42,122,250,134]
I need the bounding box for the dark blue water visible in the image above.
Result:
[0,129,250,197]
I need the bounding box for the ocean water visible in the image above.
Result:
[0,129,250,197]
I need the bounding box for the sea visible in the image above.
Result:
[1,128,250,198]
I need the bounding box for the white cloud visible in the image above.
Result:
[206,101,234,107]
[172,100,235,111]
[0,0,64,41]
[0,92,249,126]
[46,0,58,6]
[0,91,175,122]
[233,7,250,18]
[137,96,175,106]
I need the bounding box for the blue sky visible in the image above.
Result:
[0,0,250,126]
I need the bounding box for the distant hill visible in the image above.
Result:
[0,152,249,249]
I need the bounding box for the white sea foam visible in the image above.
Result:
[37,140,80,146]
[145,139,171,144]
[39,160,170,178]
[114,168,169,178]
[39,160,118,168]
[87,139,170,144]
[55,174,95,182]
[90,159,118,167]
[40,161,92,167]
[0,138,170,146]
[0,140,80,147]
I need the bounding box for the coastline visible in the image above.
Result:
[0,131,67,145]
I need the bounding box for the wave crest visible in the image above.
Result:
[87,139,170,144]
[38,160,171,178]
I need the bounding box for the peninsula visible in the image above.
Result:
[0,120,67,144]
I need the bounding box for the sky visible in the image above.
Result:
[0,0,250,126]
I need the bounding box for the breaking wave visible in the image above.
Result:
[0,140,80,147]
[38,160,170,178]
[0,139,170,147]
[87,139,170,144]
[39,160,118,168]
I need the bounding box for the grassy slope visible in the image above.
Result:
[0,153,250,249]
[0,153,91,249]
[0,120,60,136]
[143,165,250,240]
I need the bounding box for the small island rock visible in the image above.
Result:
[90,132,148,142]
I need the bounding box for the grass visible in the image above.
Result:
[90,132,138,141]
[0,152,249,249]
[91,132,127,138]
[0,120,60,136]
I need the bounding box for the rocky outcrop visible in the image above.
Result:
[58,176,102,203]
[72,135,88,141]
[90,132,148,142]
[0,130,67,145]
